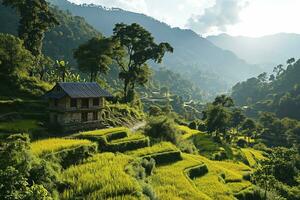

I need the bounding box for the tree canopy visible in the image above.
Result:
[112,23,173,102]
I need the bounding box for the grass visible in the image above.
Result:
[76,127,129,137]
[110,132,146,144]
[30,138,93,156]
[188,154,252,200]
[177,125,201,139]
[150,153,211,200]
[61,153,142,200]
[241,148,266,167]
[127,142,178,157]
[192,133,222,157]
[0,119,39,133]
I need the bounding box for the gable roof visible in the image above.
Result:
[44,82,113,99]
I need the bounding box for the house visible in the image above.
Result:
[44,82,113,131]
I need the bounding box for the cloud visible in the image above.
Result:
[186,0,248,35]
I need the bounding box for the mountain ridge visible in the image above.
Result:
[207,33,300,69]
[48,0,261,89]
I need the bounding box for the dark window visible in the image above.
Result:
[93,111,98,120]
[93,98,99,106]
[81,112,88,122]
[70,99,77,108]
[54,99,58,107]
[81,99,89,108]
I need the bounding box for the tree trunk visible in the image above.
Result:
[123,79,129,101]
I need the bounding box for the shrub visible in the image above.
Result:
[148,105,162,116]
[145,116,179,144]
[186,164,208,179]
[189,121,198,130]
[103,137,150,153]
[143,150,182,165]
[44,143,98,168]
[177,139,198,154]
[237,138,248,147]
[213,151,227,161]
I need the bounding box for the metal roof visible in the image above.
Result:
[45,82,113,99]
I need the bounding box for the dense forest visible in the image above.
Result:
[0,0,299,200]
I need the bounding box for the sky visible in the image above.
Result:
[68,0,300,37]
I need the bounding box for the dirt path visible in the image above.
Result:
[130,121,146,132]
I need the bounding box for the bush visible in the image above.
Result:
[213,151,227,160]
[44,143,98,168]
[103,137,150,153]
[234,186,264,200]
[143,151,182,165]
[186,164,208,179]
[177,139,198,154]
[145,116,179,144]
[189,121,198,130]
[148,105,162,116]
[237,138,248,147]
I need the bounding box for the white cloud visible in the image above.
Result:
[186,0,249,35]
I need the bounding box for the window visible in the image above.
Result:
[93,111,98,120]
[81,99,89,108]
[70,98,77,108]
[93,98,99,106]
[54,99,58,107]
[81,112,88,122]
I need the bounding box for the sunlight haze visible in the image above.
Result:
[68,0,300,37]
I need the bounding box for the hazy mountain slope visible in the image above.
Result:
[207,33,300,68]
[48,0,260,87]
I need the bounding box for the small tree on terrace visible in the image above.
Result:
[112,23,173,102]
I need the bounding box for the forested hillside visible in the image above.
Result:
[232,58,300,120]
[47,0,261,92]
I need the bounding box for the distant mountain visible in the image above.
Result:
[207,33,300,70]
[47,0,261,90]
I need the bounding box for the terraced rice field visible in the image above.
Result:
[30,138,93,156]
[61,153,142,200]
[177,125,201,139]
[188,154,252,200]
[241,148,266,167]
[150,153,211,200]
[75,127,129,137]
[127,142,178,157]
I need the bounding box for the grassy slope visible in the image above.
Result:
[28,126,259,200]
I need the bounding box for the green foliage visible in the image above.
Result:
[253,147,300,200]
[232,59,300,122]
[0,33,34,76]
[74,37,114,81]
[205,105,230,134]
[112,23,173,102]
[0,134,60,199]
[2,0,58,58]
[145,116,179,144]
[213,95,234,107]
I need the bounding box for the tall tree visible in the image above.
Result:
[74,37,114,82]
[205,105,230,136]
[0,33,34,76]
[213,95,234,107]
[112,23,173,102]
[2,0,58,59]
